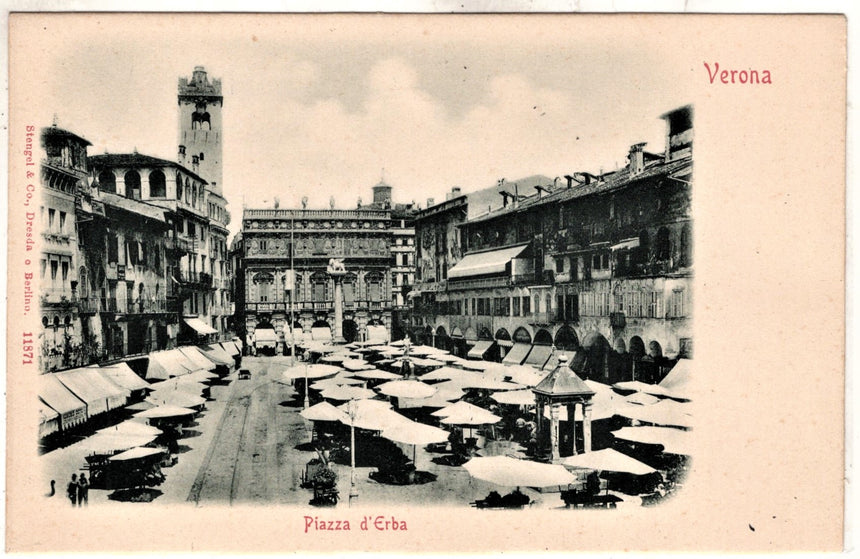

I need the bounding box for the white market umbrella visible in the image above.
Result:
[134,405,197,420]
[612,426,693,456]
[615,399,693,429]
[381,420,450,467]
[626,392,661,406]
[376,379,437,399]
[491,389,537,406]
[505,367,547,388]
[282,364,342,380]
[300,401,349,423]
[562,448,657,476]
[109,446,166,462]
[460,360,491,372]
[319,353,347,364]
[440,407,502,427]
[419,366,473,382]
[613,381,673,398]
[432,400,486,418]
[81,432,158,454]
[391,358,445,369]
[149,378,206,396]
[321,385,376,401]
[341,358,376,372]
[658,358,693,400]
[463,456,578,488]
[97,420,162,438]
[337,399,409,431]
[352,369,402,381]
[147,392,206,409]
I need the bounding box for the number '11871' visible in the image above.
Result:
[22,332,34,364]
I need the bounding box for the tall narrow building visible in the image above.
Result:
[177,66,232,339]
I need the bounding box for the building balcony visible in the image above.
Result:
[78,296,100,314]
[527,312,552,325]
[164,236,194,254]
[126,297,170,314]
[446,276,511,291]
[176,270,214,289]
[40,289,78,307]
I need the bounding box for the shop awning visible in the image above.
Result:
[367,325,389,344]
[55,368,130,416]
[220,341,240,357]
[39,375,87,429]
[39,400,61,438]
[610,237,640,251]
[146,350,191,380]
[95,363,151,392]
[254,328,278,348]
[198,344,234,366]
[184,317,218,335]
[447,244,529,279]
[467,340,496,359]
[542,350,578,371]
[502,343,532,365]
[523,345,554,368]
[178,346,217,371]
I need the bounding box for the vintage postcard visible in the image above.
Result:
[6,12,846,553]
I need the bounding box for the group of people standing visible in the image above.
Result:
[66,473,89,506]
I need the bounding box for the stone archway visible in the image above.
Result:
[533,328,553,345]
[342,319,358,343]
[512,327,532,345]
[554,325,579,351]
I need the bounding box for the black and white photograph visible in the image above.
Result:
[6,11,846,554]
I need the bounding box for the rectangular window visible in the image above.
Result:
[512,296,521,316]
[671,289,685,317]
[522,296,530,315]
[48,209,56,232]
[555,258,565,273]
[59,211,67,234]
[61,261,69,282]
[648,291,662,318]
[40,259,46,279]
[51,261,58,280]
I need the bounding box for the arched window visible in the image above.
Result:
[191,184,197,207]
[185,178,191,204]
[176,173,183,200]
[124,170,141,200]
[311,272,328,302]
[98,170,116,193]
[149,170,166,198]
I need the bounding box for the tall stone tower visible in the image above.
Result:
[178,66,223,194]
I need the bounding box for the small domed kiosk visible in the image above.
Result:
[532,354,596,463]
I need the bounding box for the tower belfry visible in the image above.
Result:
[178,65,223,194]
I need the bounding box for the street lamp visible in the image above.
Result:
[348,398,359,506]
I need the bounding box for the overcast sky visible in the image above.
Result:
[23,14,693,238]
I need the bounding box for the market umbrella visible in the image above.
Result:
[615,399,693,429]
[625,392,661,406]
[134,405,197,420]
[432,400,487,418]
[562,448,657,476]
[300,401,349,422]
[183,370,219,383]
[336,399,408,431]
[460,360,490,372]
[611,426,693,456]
[612,381,673,398]
[491,389,537,406]
[97,420,162,438]
[658,358,692,400]
[319,353,347,364]
[439,407,502,427]
[282,363,342,380]
[505,366,547,388]
[310,375,364,391]
[108,446,166,462]
[463,456,578,488]
[341,358,376,372]
[352,369,402,381]
[456,376,520,392]
[147,392,206,409]
[149,378,207,395]
[422,381,466,402]
[419,366,473,382]
[380,420,450,467]
[376,379,437,399]
[321,385,376,401]
[81,432,158,454]
[391,357,445,369]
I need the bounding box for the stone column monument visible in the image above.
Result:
[327,258,347,343]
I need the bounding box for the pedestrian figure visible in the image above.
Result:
[77,474,89,506]
[66,474,78,506]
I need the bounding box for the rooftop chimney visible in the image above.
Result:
[628,143,646,175]
[426,198,435,208]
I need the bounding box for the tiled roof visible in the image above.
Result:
[465,157,692,226]
[532,359,594,398]
[99,192,169,223]
[89,153,207,184]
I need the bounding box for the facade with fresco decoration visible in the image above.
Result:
[238,201,396,354]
